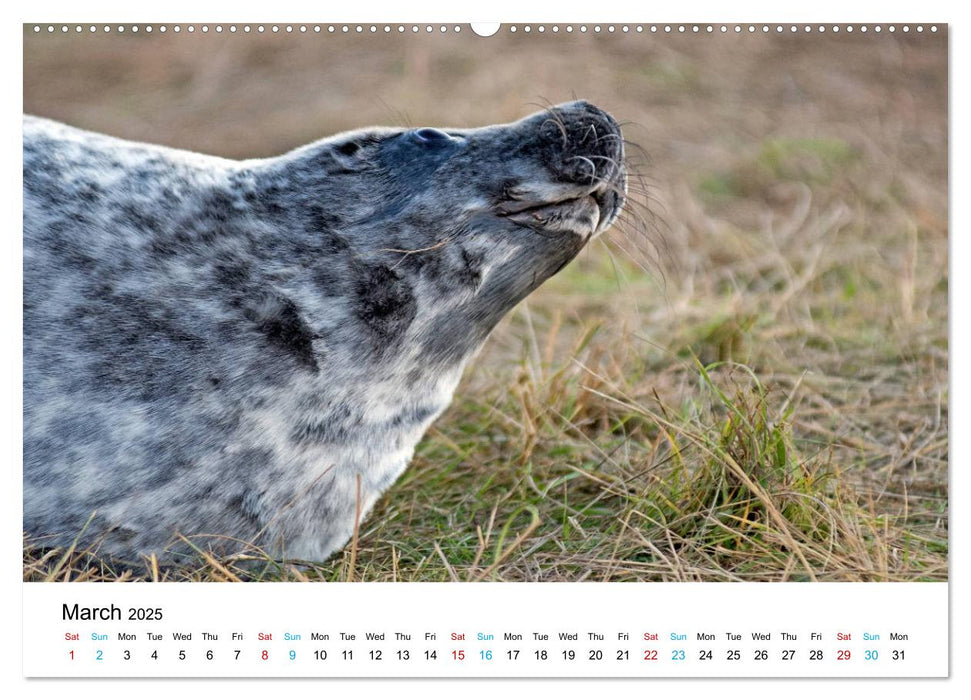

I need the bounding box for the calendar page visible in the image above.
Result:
[17,4,951,689]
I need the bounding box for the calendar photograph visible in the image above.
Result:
[22,23,948,585]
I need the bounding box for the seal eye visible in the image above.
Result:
[413,128,453,144]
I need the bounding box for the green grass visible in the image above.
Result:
[699,136,858,205]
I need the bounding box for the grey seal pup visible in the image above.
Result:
[23,100,627,563]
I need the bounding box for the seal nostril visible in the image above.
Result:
[413,127,452,144]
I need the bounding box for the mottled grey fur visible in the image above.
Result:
[23,101,626,563]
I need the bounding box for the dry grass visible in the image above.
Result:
[23,26,947,582]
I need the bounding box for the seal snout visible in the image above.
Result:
[499,101,627,238]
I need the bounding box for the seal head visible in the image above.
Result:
[264,99,627,364]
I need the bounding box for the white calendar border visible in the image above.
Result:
[4,0,961,695]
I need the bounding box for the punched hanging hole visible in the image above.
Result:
[471,23,501,37]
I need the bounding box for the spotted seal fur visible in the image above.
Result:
[23,101,627,563]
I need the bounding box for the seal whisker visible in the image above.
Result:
[577,164,671,276]
[525,98,570,149]
[376,97,414,128]
[566,154,600,183]
[542,117,570,149]
[581,122,599,147]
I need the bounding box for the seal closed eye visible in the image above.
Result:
[412,127,455,144]
[22,100,627,563]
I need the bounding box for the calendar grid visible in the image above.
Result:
[24,582,948,678]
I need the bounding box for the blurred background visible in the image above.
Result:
[23,26,948,582]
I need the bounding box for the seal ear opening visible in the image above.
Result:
[337,141,361,156]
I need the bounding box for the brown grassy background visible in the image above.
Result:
[23,25,948,581]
